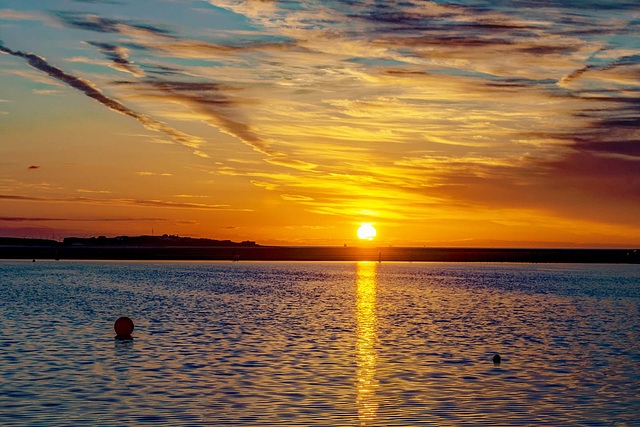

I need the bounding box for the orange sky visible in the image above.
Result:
[1,1,639,247]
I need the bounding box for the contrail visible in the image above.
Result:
[0,41,205,152]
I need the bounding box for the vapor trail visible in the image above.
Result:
[0,42,205,152]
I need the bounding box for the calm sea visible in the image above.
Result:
[1,261,639,426]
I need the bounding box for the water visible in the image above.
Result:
[0,261,639,426]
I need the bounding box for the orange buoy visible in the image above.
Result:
[114,317,134,340]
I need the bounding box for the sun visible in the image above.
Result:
[357,223,377,240]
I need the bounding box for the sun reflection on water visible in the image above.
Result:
[356,262,378,425]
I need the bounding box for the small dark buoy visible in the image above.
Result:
[493,354,501,364]
[114,317,134,340]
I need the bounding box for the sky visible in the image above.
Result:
[1,0,639,247]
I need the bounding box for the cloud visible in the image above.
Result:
[285,225,334,230]
[0,41,207,155]
[2,2,639,243]
[136,171,173,176]
[560,54,640,85]
[0,9,47,22]
[85,41,145,77]
[0,216,183,222]
[32,89,61,95]
[76,189,112,194]
[53,11,171,36]
[2,69,66,87]
[125,198,243,210]
[0,194,42,201]
[250,180,278,190]
[0,193,252,211]
[114,78,317,168]
[280,194,314,201]
[54,11,297,59]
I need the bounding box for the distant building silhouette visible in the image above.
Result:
[62,235,259,247]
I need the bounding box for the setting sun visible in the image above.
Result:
[357,223,377,240]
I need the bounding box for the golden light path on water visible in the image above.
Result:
[356,262,379,425]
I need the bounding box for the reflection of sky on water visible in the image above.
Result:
[1,261,640,425]
[356,262,378,425]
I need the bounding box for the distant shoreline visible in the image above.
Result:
[1,244,638,263]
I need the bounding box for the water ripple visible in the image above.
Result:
[0,261,639,425]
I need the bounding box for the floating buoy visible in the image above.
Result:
[114,317,134,340]
[493,354,501,364]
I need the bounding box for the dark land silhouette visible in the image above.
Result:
[0,235,638,263]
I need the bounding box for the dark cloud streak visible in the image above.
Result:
[562,54,640,83]
[54,11,171,36]
[0,193,248,211]
[0,216,189,222]
[86,41,144,77]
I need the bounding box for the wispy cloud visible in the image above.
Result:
[49,11,319,168]
[0,41,207,155]
[281,194,313,201]
[136,171,173,176]
[32,89,61,95]
[0,193,251,211]
[54,11,171,36]
[2,1,639,244]
[0,9,47,22]
[0,216,189,223]
[84,41,145,77]
[76,189,111,193]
